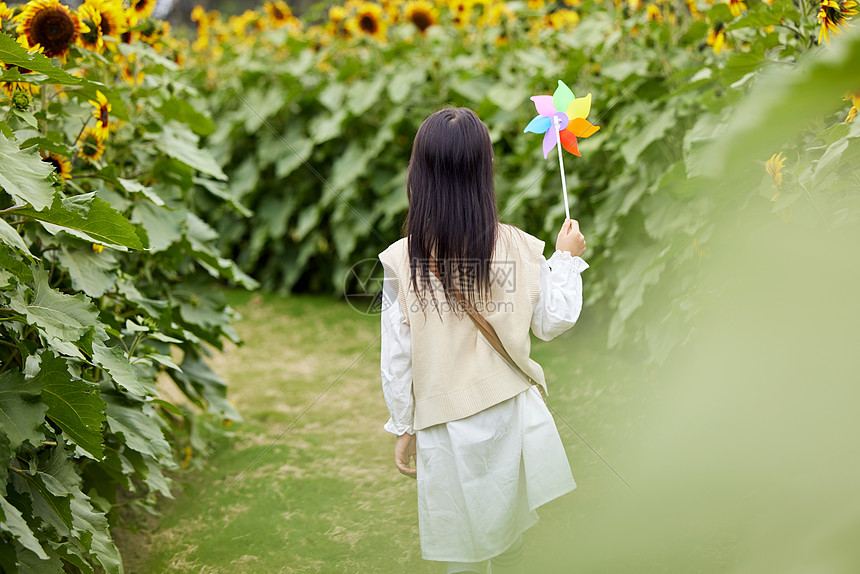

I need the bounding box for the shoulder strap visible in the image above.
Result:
[428,256,547,404]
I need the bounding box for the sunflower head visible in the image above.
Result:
[404,1,436,33]
[126,0,156,25]
[40,150,72,180]
[11,90,32,111]
[89,89,111,139]
[14,0,87,62]
[350,2,387,40]
[765,152,786,191]
[76,3,103,52]
[706,22,727,53]
[817,0,858,44]
[77,125,106,163]
[82,0,125,47]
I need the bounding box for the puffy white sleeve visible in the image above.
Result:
[380,264,415,436]
[530,250,590,342]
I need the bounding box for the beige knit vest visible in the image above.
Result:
[378,223,548,431]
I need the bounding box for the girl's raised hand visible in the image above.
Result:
[556,218,586,257]
[394,432,417,479]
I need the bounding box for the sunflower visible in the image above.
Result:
[817,0,858,44]
[686,0,702,17]
[115,51,144,85]
[646,3,662,21]
[727,0,747,17]
[92,243,106,253]
[77,126,106,163]
[404,1,436,33]
[547,7,580,29]
[89,89,111,140]
[13,0,88,62]
[349,2,387,40]
[83,0,125,44]
[126,0,156,25]
[263,0,292,26]
[76,3,103,52]
[765,152,786,200]
[449,0,474,27]
[845,92,859,122]
[40,150,72,179]
[0,2,13,22]
[706,22,727,53]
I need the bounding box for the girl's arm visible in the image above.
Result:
[530,250,590,341]
[380,266,415,436]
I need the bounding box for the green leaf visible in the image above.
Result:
[0,495,49,560]
[620,107,676,164]
[148,121,228,180]
[57,246,117,298]
[0,130,56,211]
[70,495,122,574]
[130,201,184,252]
[16,193,145,250]
[169,355,243,421]
[0,218,36,260]
[0,370,47,452]
[92,342,155,397]
[347,76,386,116]
[35,353,106,460]
[157,97,215,136]
[9,266,100,343]
[0,32,82,85]
[387,68,425,104]
[103,394,172,462]
[184,213,260,289]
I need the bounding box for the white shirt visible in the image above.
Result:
[379,248,590,562]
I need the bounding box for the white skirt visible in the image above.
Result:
[415,386,577,562]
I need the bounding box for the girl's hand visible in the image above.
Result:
[394,432,417,479]
[556,218,586,257]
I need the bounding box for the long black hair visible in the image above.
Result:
[403,107,500,320]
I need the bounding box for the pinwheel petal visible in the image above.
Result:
[559,129,582,157]
[566,93,592,121]
[531,95,557,117]
[523,115,552,134]
[552,80,575,115]
[542,128,558,159]
[569,117,601,138]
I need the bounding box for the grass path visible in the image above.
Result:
[117,289,638,573]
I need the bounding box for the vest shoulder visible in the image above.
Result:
[378,237,408,263]
[498,223,545,261]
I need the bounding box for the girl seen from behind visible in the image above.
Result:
[378,107,588,573]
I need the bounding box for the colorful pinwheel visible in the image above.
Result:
[523,80,600,159]
[523,80,601,219]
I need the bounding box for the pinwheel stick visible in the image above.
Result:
[553,115,571,221]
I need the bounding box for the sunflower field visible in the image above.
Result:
[0,0,859,570]
[0,0,258,571]
[180,0,859,362]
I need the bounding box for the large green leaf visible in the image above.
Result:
[0,370,47,452]
[34,353,106,460]
[0,32,82,85]
[103,394,172,462]
[9,266,100,343]
[16,193,145,250]
[70,496,122,574]
[58,246,118,298]
[92,342,155,397]
[0,495,49,560]
[0,131,56,211]
[0,217,35,260]
[148,121,228,181]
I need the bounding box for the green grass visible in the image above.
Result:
[116,289,646,573]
